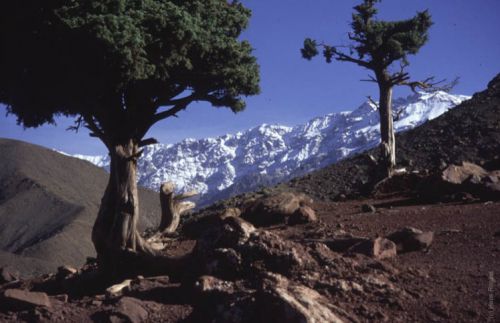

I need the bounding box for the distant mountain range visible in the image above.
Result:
[69,91,469,206]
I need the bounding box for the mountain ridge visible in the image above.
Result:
[0,138,161,277]
[70,91,470,206]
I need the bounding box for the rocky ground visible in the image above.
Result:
[0,76,498,322]
[0,189,498,322]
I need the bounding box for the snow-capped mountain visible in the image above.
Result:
[73,91,470,206]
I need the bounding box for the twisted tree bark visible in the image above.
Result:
[158,182,197,234]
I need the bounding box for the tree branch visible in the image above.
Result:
[361,74,377,83]
[67,116,84,132]
[389,61,411,85]
[393,107,405,121]
[153,85,187,108]
[83,114,105,140]
[367,96,379,109]
[333,48,371,68]
[397,76,449,93]
[152,92,201,123]
[315,41,371,68]
[139,138,159,147]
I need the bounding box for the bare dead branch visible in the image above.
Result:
[158,182,197,234]
[139,138,158,147]
[67,116,84,132]
[393,107,405,121]
[367,96,379,109]
[398,76,450,93]
[361,74,377,83]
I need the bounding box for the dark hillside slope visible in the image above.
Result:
[0,138,160,277]
[286,74,500,201]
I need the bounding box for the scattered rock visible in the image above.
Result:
[441,162,488,185]
[326,237,368,252]
[438,229,462,235]
[206,248,242,278]
[331,279,364,293]
[1,289,51,310]
[222,216,257,245]
[361,204,376,213]
[129,275,170,294]
[428,300,451,318]
[336,194,347,201]
[258,273,347,323]
[241,192,313,226]
[386,227,434,253]
[219,207,241,220]
[0,267,20,284]
[194,275,236,296]
[239,230,317,274]
[423,162,500,201]
[348,237,397,260]
[51,294,69,303]
[288,205,318,225]
[56,265,77,280]
[109,297,149,323]
[194,216,256,257]
[106,279,133,298]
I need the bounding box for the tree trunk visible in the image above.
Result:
[92,138,152,276]
[378,82,396,177]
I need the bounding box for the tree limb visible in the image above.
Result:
[361,74,377,83]
[139,138,158,147]
[367,96,379,109]
[152,92,201,123]
[332,48,371,68]
[83,114,106,141]
[397,76,448,93]
[153,85,187,108]
[67,116,84,132]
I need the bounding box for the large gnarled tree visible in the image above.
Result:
[302,0,437,177]
[0,0,259,274]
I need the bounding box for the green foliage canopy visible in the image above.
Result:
[302,0,432,78]
[0,0,260,145]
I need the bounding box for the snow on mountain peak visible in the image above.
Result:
[69,92,470,207]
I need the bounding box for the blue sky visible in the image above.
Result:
[1,0,500,155]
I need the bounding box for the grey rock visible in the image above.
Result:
[2,289,51,310]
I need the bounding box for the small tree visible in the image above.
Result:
[302,0,438,177]
[0,0,259,275]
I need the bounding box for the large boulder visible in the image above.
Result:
[239,230,317,275]
[106,297,149,323]
[422,162,500,201]
[241,192,313,226]
[441,162,488,184]
[257,273,347,323]
[288,205,318,225]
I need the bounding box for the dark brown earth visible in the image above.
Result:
[0,194,497,322]
[0,75,499,322]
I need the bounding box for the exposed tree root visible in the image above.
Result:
[146,182,197,250]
